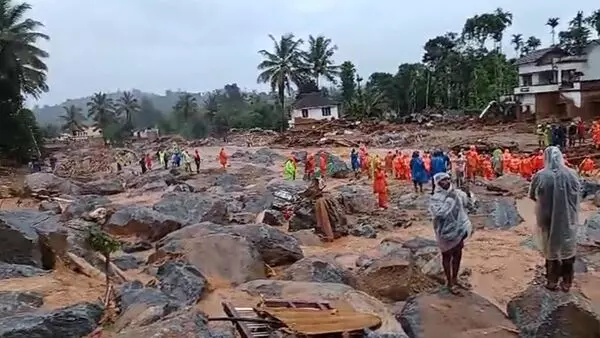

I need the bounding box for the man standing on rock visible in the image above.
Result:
[529,146,580,292]
[429,172,473,295]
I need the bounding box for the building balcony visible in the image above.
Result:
[514,84,559,94]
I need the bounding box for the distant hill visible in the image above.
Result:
[33,89,210,125]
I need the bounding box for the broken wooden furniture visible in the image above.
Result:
[219,298,382,337]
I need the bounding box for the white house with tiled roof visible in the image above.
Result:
[514,41,600,120]
[289,92,339,128]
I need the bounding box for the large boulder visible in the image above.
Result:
[475,198,523,230]
[113,254,144,271]
[280,256,356,285]
[230,224,303,266]
[113,309,215,338]
[506,285,600,337]
[336,185,374,214]
[356,254,438,302]
[485,174,529,198]
[80,178,124,195]
[581,178,600,200]
[0,210,67,269]
[579,211,600,246]
[61,195,110,220]
[0,291,43,318]
[38,200,61,214]
[238,279,405,334]
[126,171,176,190]
[153,192,228,225]
[156,261,208,306]
[152,231,265,285]
[400,291,518,338]
[0,302,103,338]
[115,280,180,330]
[105,206,183,241]
[316,151,351,178]
[156,222,302,267]
[24,173,81,196]
[0,263,47,280]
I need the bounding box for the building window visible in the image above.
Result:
[322,107,331,117]
[521,74,533,86]
[301,109,308,118]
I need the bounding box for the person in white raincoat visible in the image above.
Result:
[528,146,580,292]
[429,172,474,294]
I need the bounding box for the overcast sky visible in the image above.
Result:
[27,0,598,106]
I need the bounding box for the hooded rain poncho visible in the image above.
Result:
[283,160,296,180]
[528,146,580,261]
[429,172,473,252]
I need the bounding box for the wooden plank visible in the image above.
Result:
[222,302,254,338]
[261,307,381,335]
[263,298,331,310]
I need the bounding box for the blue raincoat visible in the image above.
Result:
[350,150,360,171]
[430,152,447,176]
[410,153,428,183]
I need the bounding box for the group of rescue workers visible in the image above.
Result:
[280,139,596,211]
[130,147,230,174]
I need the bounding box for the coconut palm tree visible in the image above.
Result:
[59,105,85,136]
[587,10,600,36]
[0,0,49,100]
[546,17,559,45]
[116,91,139,130]
[87,92,116,131]
[257,34,307,131]
[526,36,542,51]
[511,34,523,57]
[304,35,339,86]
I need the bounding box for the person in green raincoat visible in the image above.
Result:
[492,148,503,176]
[283,157,296,180]
[544,125,552,148]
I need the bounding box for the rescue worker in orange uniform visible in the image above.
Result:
[319,152,328,178]
[466,145,479,180]
[373,161,388,209]
[510,155,521,174]
[502,149,512,174]
[384,151,394,174]
[520,155,533,180]
[304,154,316,179]
[532,150,544,173]
[218,148,228,169]
[392,154,402,179]
[580,156,595,176]
[482,155,495,180]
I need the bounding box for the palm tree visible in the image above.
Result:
[87,92,115,131]
[59,105,85,136]
[0,0,49,101]
[173,93,198,122]
[304,35,339,87]
[526,36,542,51]
[546,17,559,45]
[116,91,139,130]
[586,10,600,37]
[257,34,307,131]
[511,34,523,57]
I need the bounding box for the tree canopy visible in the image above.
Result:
[0,0,48,162]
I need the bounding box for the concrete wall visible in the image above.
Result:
[291,105,339,121]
